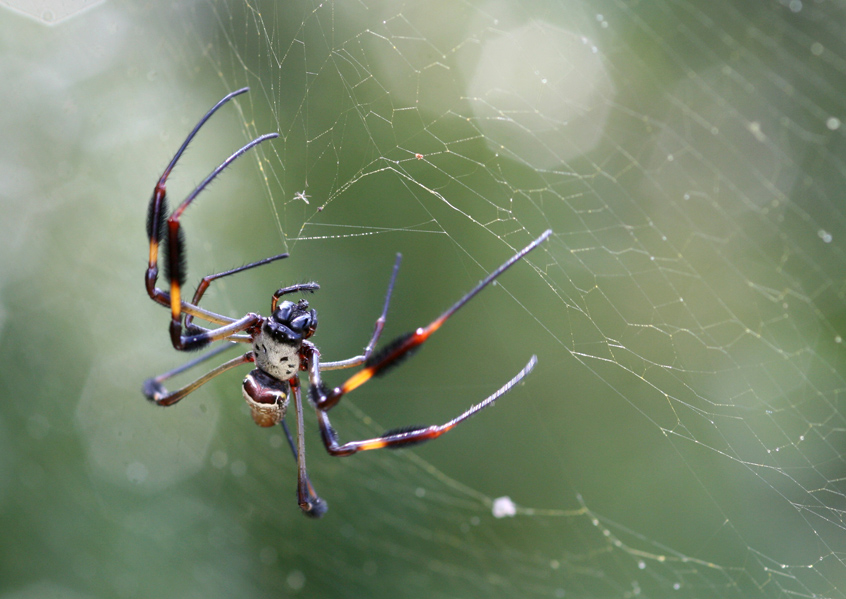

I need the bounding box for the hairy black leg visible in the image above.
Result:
[306,343,536,456]
[146,88,250,308]
[142,89,279,349]
[314,230,551,410]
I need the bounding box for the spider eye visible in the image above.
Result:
[274,301,295,323]
[290,314,313,332]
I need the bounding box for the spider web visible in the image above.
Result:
[5,0,845,598]
[147,1,845,596]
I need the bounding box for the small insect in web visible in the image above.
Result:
[143,87,552,518]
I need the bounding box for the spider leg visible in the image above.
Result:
[143,87,279,349]
[321,253,402,372]
[308,349,537,456]
[288,377,328,517]
[279,419,325,516]
[160,133,277,351]
[314,230,551,410]
[183,252,291,331]
[143,349,255,407]
[146,88,249,311]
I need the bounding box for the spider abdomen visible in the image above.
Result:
[242,368,290,427]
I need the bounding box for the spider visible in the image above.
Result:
[142,87,551,518]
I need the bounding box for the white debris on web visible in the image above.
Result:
[492,496,517,518]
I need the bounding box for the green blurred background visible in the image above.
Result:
[2,1,846,597]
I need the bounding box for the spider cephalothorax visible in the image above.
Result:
[141,87,550,518]
[266,299,317,342]
[254,300,317,378]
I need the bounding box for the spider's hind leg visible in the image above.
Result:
[312,355,537,456]
[143,345,254,407]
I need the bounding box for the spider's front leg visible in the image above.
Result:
[312,230,552,412]
[145,89,251,314]
[143,87,279,351]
